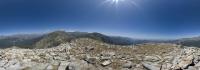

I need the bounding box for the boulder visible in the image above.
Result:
[174,54,194,69]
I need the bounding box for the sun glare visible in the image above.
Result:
[102,0,138,8]
[112,0,124,5]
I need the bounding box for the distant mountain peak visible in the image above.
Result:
[0,31,136,49]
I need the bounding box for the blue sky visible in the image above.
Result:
[0,0,200,39]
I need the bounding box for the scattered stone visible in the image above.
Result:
[67,60,97,70]
[142,62,160,70]
[85,56,97,64]
[0,41,199,70]
[101,60,112,66]
[144,56,160,62]
[122,61,133,68]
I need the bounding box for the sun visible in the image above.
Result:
[103,0,126,5]
[111,0,125,5]
[102,0,138,8]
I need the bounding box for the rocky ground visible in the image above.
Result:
[0,38,200,70]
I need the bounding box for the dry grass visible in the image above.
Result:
[135,44,180,55]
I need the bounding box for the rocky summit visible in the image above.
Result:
[0,38,200,70]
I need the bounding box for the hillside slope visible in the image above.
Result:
[177,36,200,47]
[0,34,42,48]
[0,31,136,49]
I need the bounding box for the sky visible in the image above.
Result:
[0,0,200,39]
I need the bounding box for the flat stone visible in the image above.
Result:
[0,68,5,70]
[46,65,54,70]
[144,56,160,62]
[142,62,160,70]
[187,66,198,70]
[195,62,200,67]
[101,60,112,66]
[6,62,23,70]
[58,61,70,70]
[30,63,49,70]
[0,61,6,67]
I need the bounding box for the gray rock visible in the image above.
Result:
[85,56,97,64]
[195,62,200,67]
[0,68,5,70]
[46,65,54,70]
[67,60,97,70]
[187,66,198,70]
[160,63,173,70]
[58,61,70,70]
[6,62,24,70]
[121,68,130,70]
[144,56,160,62]
[0,61,6,67]
[142,62,160,70]
[25,63,49,70]
[172,53,194,69]
[53,56,67,61]
[122,61,132,68]
[101,60,112,66]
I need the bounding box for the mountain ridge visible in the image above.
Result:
[0,31,137,49]
[1,31,200,48]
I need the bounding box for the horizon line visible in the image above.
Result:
[0,30,199,40]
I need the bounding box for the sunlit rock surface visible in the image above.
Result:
[0,38,200,70]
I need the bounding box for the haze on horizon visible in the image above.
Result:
[0,0,200,39]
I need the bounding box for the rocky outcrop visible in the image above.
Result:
[171,47,200,70]
[1,38,200,70]
[141,47,200,70]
